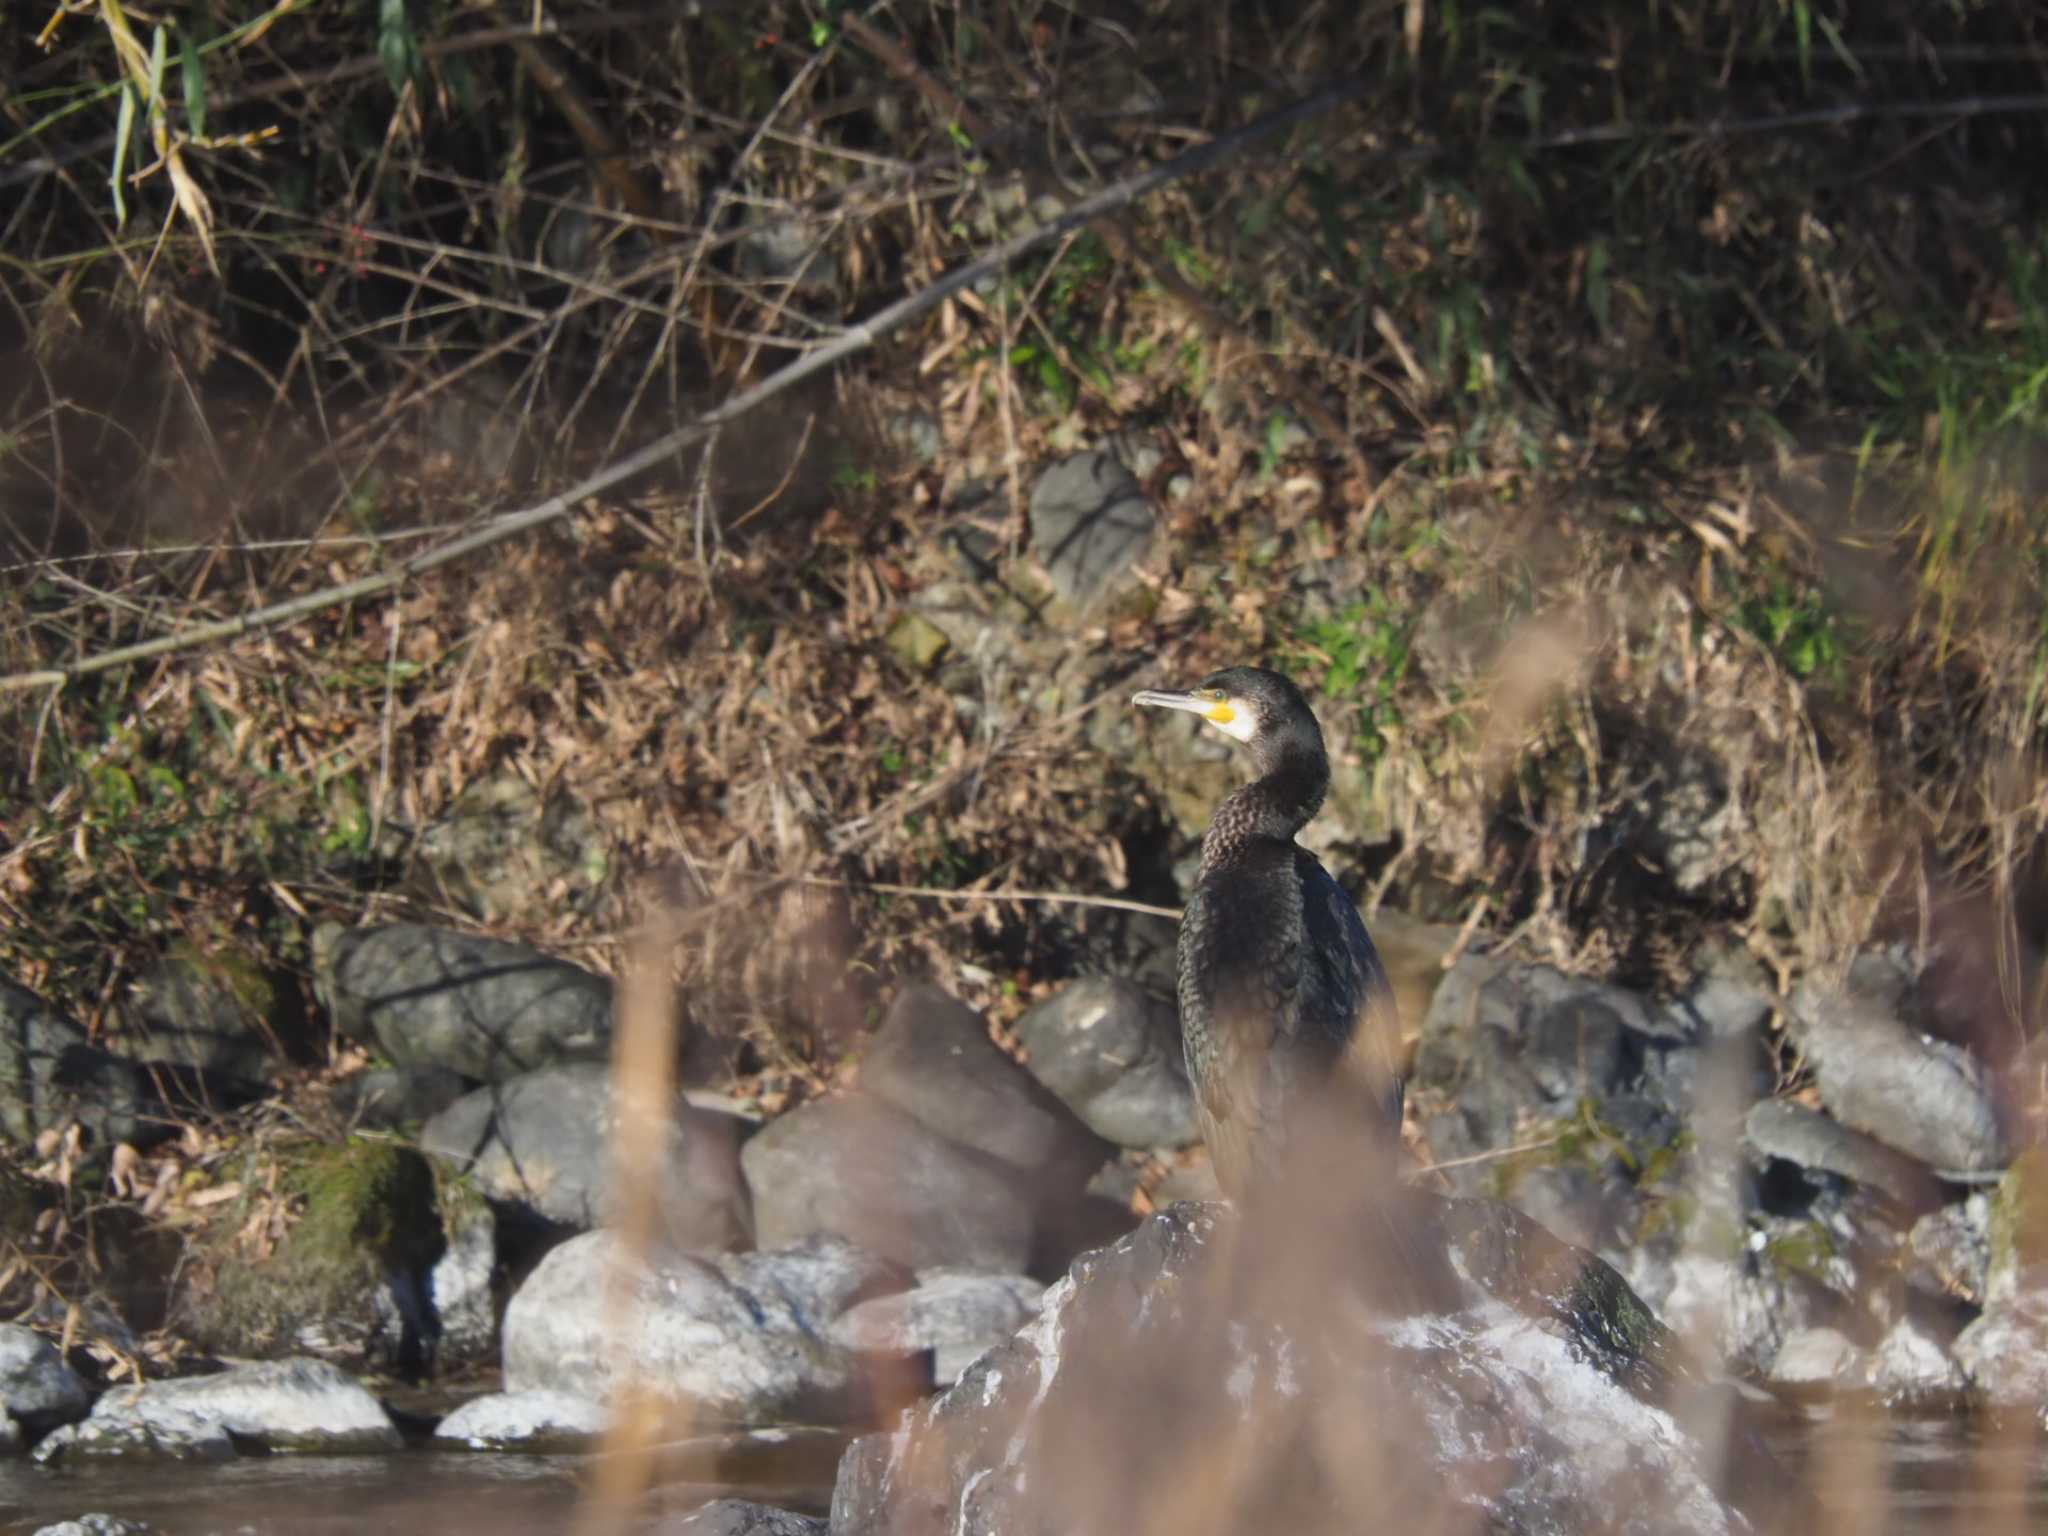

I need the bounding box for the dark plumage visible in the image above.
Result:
[1133,666,1401,1197]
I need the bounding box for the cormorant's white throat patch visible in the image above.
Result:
[1207,703,1257,742]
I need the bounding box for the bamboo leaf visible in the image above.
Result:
[111,83,136,225]
[180,31,208,139]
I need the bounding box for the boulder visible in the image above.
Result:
[126,944,291,1086]
[420,1062,749,1250]
[1743,1099,1943,1213]
[832,1198,1777,1536]
[0,978,158,1147]
[1952,1293,2048,1407]
[742,1095,1037,1274]
[1027,451,1154,607]
[315,923,612,1082]
[0,1323,92,1435]
[1789,950,2012,1174]
[500,1231,909,1424]
[859,986,1109,1188]
[35,1359,398,1462]
[1012,979,1198,1149]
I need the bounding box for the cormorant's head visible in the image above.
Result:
[1132,666,1325,773]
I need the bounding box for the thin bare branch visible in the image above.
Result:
[0,75,1368,694]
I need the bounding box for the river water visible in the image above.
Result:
[0,1414,2039,1533]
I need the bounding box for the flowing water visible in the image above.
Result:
[0,1414,2040,1534]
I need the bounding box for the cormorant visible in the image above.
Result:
[1133,666,1402,1197]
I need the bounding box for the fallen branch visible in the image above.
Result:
[1,75,1366,695]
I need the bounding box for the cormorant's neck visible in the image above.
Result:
[1203,738,1328,858]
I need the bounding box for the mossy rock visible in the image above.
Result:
[176,1138,444,1361]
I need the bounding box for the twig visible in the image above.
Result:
[791,872,1180,921]
[1414,1134,1565,1175]
[0,75,1370,694]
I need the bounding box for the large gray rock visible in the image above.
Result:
[1789,950,2013,1174]
[1743,1099,1943,1212]
[35,1359,398,1462]
[832,1200,1768,1536]
[742,1095,1038,1274]
[0,1323,92,1435]
[315,923,613,1082]
[1013,978,1198,1149]
[1027,450,1154,607]
[860,986,1108,1187]
[420,1062,749,1249]
[829,1270,1044,1386]
[0,978,157,1147]
[500,1231,907,1424]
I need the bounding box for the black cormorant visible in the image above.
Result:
[1133,666,1402,1197]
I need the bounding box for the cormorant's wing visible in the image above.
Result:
[1293,848,1403,1119]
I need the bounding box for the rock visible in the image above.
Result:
[830,1270,1044,1386]
[420,1062,749,1249]
[413,773,608,925]
[316,923,613,1083]
[1952,1292,2048,1407]
[434,1388,606,1448]
[1906,1193,1991,1304]
[1868,1315,1966,1401]
[658,1499,825,1535]
[1743,1099,1943,1213]
[0,977,158,1147]
[1415,956,1696,1251]
[501,1231,909,1424]
[1769,1325,1863,1385]
[1011,978,1196,1146]
[33,1403,233,1464]
[832,1199,1767,1536]
[1789,950,2013,1173]
[31,1518,156,1536]
[1012,978,1198,1149]
[860,985,1109,1187]
[1027,450,1154,607]
[37,1360,398,1461]
[331,1064,473,1130]
[742,1095,1038,1274]
[127,943,288,1086]
[0,1323,92,1434]
[172,1140,462,1373]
